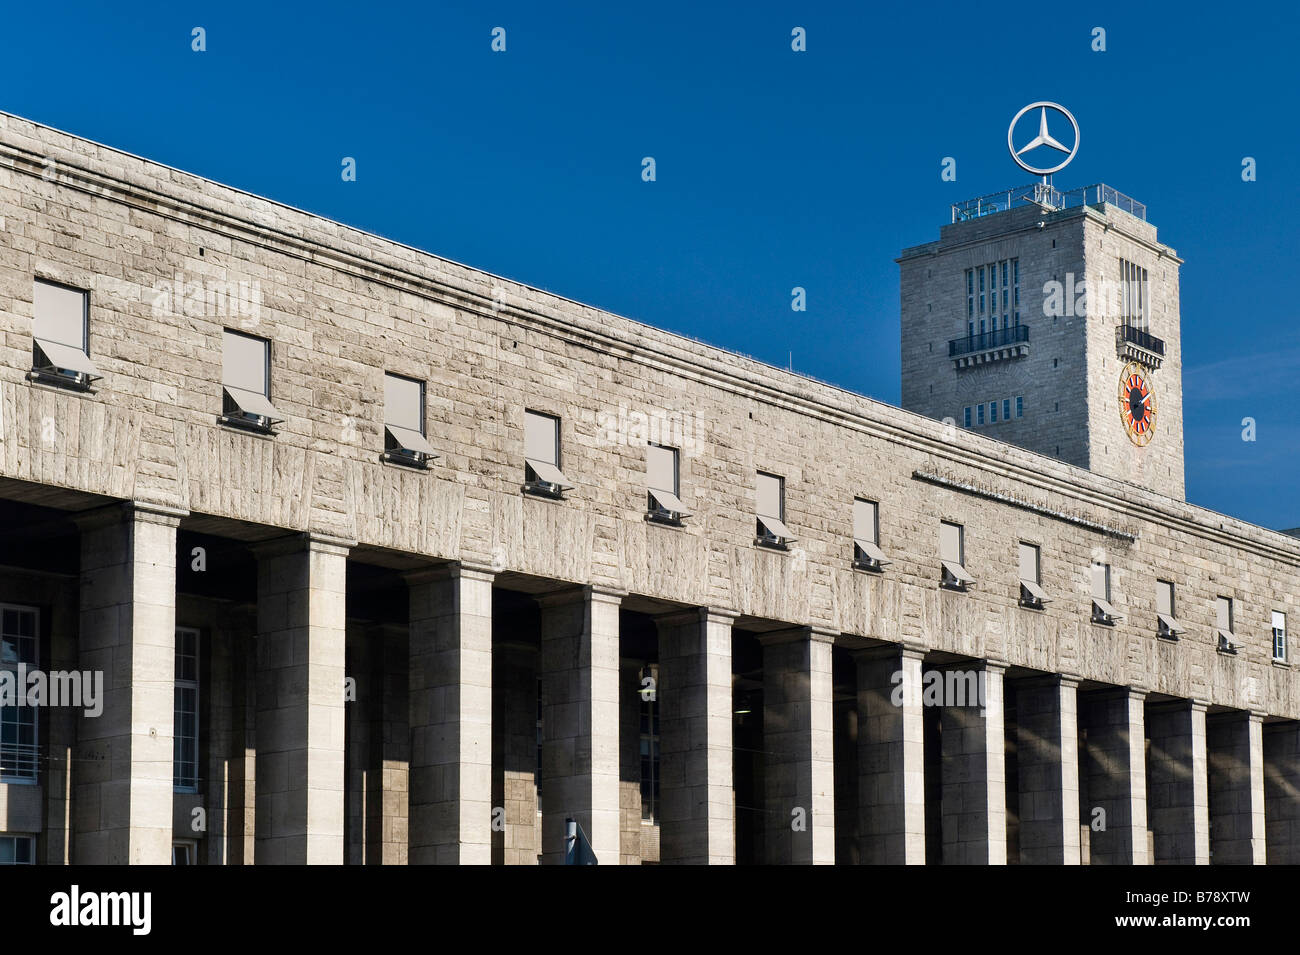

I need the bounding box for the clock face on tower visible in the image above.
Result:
[1119,362,1157,446]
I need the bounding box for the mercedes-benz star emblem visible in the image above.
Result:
[1007,101,1080,176]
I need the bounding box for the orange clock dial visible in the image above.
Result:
[1119,362,1156,446]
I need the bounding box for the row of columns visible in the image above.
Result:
[72,502,1291,864]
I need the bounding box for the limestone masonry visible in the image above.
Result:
[0,113,1295,865]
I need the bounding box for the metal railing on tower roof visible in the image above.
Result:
[951,183,1147,223]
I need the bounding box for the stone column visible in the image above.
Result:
[406,563,494,864]
[656,607,736,865]
[856,645,926,864]
[1015,675,1081,864]
[1146,699,1210,864]
[73,502,185,865]
[760,626,836,865]
[1082,688,1149,864]
[1263,720,1300,864]
[253,532,350,865]
[491,641,540,865]
[940,660,1006,864]
[1207,710,1266,865]
[538,586,622,864]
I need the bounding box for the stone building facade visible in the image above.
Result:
[0,112,1295,865]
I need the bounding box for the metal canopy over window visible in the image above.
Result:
[853,498,888,565]
[222,329,282,421]
[647,444,689,516]
[756,472,794,542]
[384,372,436,456]
[524,410,572,489]
[32,280,101,378]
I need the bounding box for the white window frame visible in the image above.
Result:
[383,372,437,466]
[646,443,689,522]
[1273,611,1288,663]
[0,834,36,865]
[940,521,974,589]
[172,841,197,866]
[31,279,101,388]
[1091,563,1121,625]
[0,604,40,784]
[221,329,283,431]
[852,498,889,570]
[755,472,794,547]
[174,627,200,794]
[523,409,573,495]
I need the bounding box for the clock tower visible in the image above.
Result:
[898,182,1185,500]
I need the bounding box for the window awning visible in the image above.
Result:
[34,338,100,378]
[1020,578,1051,602]
[649,487,690,517]
[1093,598,1122,620]
[854,538,890,565]
[526,458,573,490]
[942,560,975,585]
[224,386,283,422]
[758,513,795,542]
[385,424,436,457]
[1158,613,1184,634]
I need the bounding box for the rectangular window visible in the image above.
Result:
[852,498,889,570]
[756,472,794,546]
[1015,396,1024,418]
[989,401,998,423]
[1156,580,1184,637]
[1273,611,1288,662]
[977,404,985,426]
[31,279,101,386]
[939,521,974,589]
[646,444,689,522]
[174,627,200,793]
[1091,563,1120,624]
[1003,398,1011,421]
[639,664,659,823]
[1121,259,1150,330]
[963,406,971,428]
[1018,542,1049,607]
[0,835,35,865]
[523,409,573,494]
[0,605,39,782]
[383,372,436,466]
[1216,596,1238,652]
[172,842,196,866]
[221,329,282,430]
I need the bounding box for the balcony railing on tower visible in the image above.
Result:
[949,324,1030,360]
[1116,322,1165,369]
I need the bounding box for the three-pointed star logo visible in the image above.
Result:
[1015,107,1071,157]
[1007,102,1080,176]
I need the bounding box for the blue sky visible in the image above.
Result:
[1,1,1297,529]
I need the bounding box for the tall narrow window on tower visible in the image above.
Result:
[963,259,1019,350]
[1121,259,1149,331]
